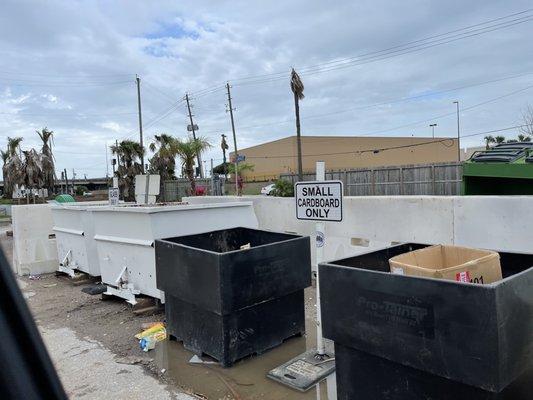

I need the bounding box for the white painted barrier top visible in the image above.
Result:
[91,201,254,214]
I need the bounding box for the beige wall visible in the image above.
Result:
[232,136,459,180]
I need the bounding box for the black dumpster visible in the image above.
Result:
[155,227,311,367]
[319,243,533,399]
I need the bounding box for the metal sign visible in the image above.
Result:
[236,154,246,162]
[295,180,343,222]
[187,124,199,131]
[108,187,119,206]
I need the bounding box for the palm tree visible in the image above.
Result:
[148,134,178,197]
[518,134,531,142]
[111,140,144,201]
[495,135,506,144]
[172,137,211,195]
[7,136,23,157]
[23,149,44,189]
[36,128,55,195]
[290,68,305,181]
[220,134,229,174]
[4,137,24,198]
[484,135,495,150]
[226,162,254,175]
[1,150,9,197]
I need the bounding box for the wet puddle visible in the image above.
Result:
[154,317,331,399]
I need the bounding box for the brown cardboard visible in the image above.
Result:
[389,245,502,284]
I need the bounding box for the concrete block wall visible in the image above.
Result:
[11,204,58,276]
[185,195,533,264]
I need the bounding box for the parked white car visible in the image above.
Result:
[260,183,275,196]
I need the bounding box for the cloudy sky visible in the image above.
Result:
[1,0,532,179]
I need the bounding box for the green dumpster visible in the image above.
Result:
[463,142,533,195]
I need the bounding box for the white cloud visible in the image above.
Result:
[41,93,58,103]
[0,0,531,178]
[98,121,124,133]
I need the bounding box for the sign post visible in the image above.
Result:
[268,161,342,392]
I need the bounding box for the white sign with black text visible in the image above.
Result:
[295,180,343,222]
[108,187,120,206]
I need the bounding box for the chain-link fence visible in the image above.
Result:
[162,175,226,201]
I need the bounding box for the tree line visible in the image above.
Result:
[1,128,55,198]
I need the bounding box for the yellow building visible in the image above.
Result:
[231,135,459,181]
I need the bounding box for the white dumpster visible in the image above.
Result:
[51,202,109,277]
[92,202,259,304]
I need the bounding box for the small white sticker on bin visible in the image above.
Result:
[391,267,405,275]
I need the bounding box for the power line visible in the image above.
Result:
[0,70,133,79]
[142,81,178,104]
[239,124,530,160]
[229,9,533,84]
[0,79,133,87]
[233,14,533,86]
[198,73,533,135]
[180,9,532,94]
[0,111,136,117]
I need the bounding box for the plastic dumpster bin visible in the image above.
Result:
[319,243,533,400]
[155,227,311,367]
[93,202,258,304]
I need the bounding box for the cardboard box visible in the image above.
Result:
[389,245,502,284]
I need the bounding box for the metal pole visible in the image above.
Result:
[64,168,69,195]
[315,161,325,356]
[226,83,239,196]
[185,93,203,177]
[210,158,214,194]
[454,101,461,162]
[430,123,437,138]
[105,143,109,180]
[136,75,144,173]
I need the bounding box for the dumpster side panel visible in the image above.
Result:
[165,294,224,360]
[155,240,222,311]
[220,236,311,314]
[335,343,531,400]
[320,263,501,391]
[166,291,305,367]
[496,267,533,387]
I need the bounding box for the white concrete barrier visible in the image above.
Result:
[11,204,58,276]
[185,195,533,263]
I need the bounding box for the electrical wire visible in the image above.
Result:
[198,74,533,135]
[229,9,533,83]
[239,124,530,160]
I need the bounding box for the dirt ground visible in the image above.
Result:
[0,227,327,400]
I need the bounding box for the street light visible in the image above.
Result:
[429,123,437,138]
[453,101,461,162]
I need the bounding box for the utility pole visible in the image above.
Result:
[105,143,109,179]
[64,168,69,195]
[226,83,239,196]
[136,74,144,173]
[185,93,203,178]
[453,101,461,162]
[430,123,437,138]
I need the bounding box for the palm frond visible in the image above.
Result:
[290,68,305,100]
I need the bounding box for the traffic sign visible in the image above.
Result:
[295,180,343,222]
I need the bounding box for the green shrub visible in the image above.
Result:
[271,179,294,197]
[75,185,88,196]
